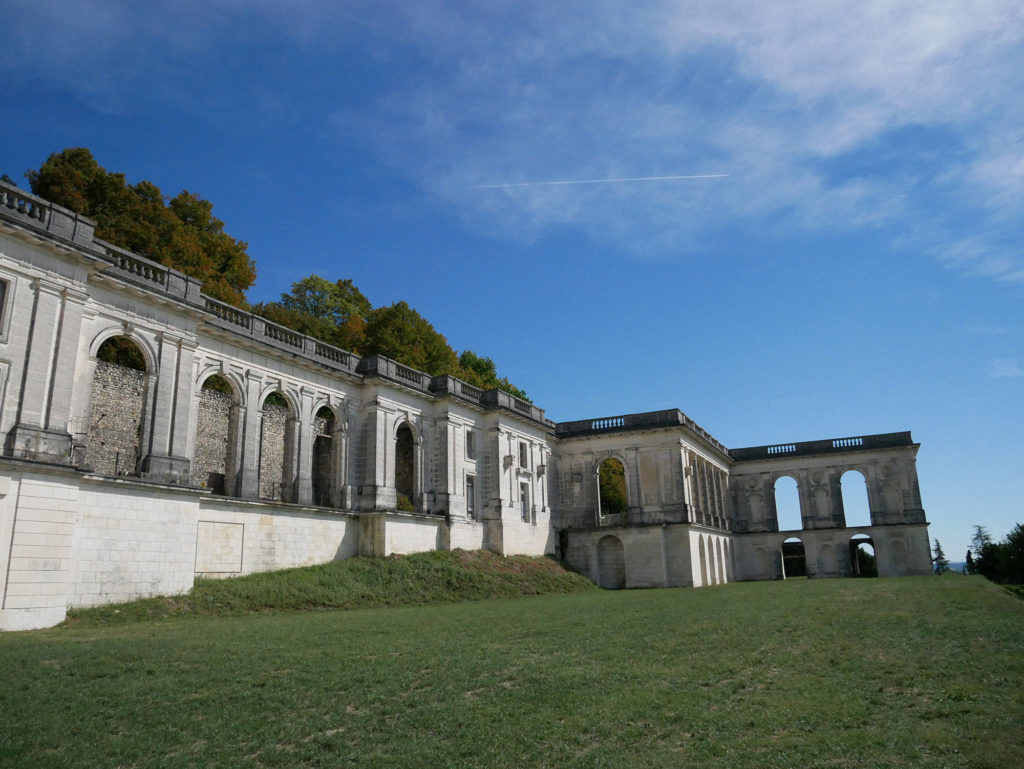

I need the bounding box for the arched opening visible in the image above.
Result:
[774,476,802,533]
[598,457,627,517]
[259,391,293,501]
[597,535,626,589]
[395,423,415,511]
[85,336,148,476]
[715,538,726,584]
[841,470,871,528]
[698,534,709,586]
[194,374,238,495]
[782,537,806,578]
[311,406,335,506]
[849,534,877,577]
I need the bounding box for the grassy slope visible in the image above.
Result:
[63,549,597,626]
[2,575,1023,768]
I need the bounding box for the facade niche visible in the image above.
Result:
[259,391,293,502]
[597,535,626,589]
[311,406,335,507]
[84,336,148,477]
[194,374,237,495]
[395,423,415,511]
[598,457,627,517]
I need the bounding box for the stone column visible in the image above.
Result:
[239,372,264,499]
[294,387,315,506]
[143,333,194,480]
[7,281,75,460]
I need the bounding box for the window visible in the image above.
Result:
[519,441,529,469]
[466,475,476,519]
[466,429,476,460]
[520,481,530,523]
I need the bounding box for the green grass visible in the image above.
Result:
[62,549,597,626]
[2,575,1023,768]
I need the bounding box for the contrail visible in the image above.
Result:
[472,174,728,189]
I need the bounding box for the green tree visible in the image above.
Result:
[598,458,628,516]
[932,539,950,574]
[27,148,255,307]
[362,301,461,375]
[254,275,371,352]
[458,350,530,401]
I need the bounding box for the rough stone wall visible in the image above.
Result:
[194,388,233,490]
[84,360,146,476]
[259,403,289,500]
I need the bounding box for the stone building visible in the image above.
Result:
[0,181,933,630]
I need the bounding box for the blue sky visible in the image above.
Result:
[3,1,1022,561]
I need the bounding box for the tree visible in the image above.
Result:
[27,148,255,307]
[254,275,371,352]
[971,525,993,554]
[458,350,530,401]
[932,539,950,574]
[362,301,461,375]
[965,549,975,575]
[598,458,628,516]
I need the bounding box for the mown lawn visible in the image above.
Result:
[2,576,1022,768]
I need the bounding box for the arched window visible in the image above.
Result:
[259,391,293,501]
[395,423,415,511]
[597,535,626,589]
[85,336,148,476]
[841,470,872,528]
[194,374,238,495]
[598,457,627,517]
[774,476,802,532]
[311,406,335,506]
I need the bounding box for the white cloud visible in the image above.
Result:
[989,358,1023,378]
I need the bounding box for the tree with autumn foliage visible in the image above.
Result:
[26,148,255,307]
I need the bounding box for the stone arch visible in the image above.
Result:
[596,535,626,589]
[698,534,709,586]
[84,335,151,476]
[194,373,240,495]
[597,456,628,518]
[850,533,877,577]
[841,469,871,528]
[258,389,296,501]
[715,538,725,584]
[773,474,802,532]
[88,326,158,373]
[394,420,417,511]
[782,536,806,579]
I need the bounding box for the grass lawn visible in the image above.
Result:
[2,575,1022,768]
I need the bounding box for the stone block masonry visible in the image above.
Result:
[83,361,145,476]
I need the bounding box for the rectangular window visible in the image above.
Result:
[519,441,528,468]
[466,430,476,460]
[466,475,476,519]
[520,481,530,523]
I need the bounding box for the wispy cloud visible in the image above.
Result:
[6,1,1024,277]
[990,358,1023,378]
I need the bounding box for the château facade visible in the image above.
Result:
[0,181,932,631]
